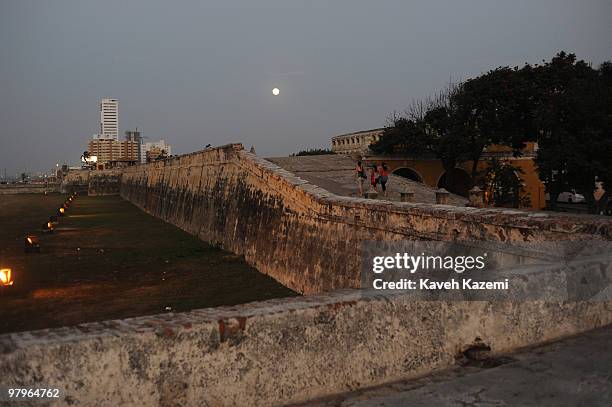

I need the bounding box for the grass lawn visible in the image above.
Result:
[0,193,297,333]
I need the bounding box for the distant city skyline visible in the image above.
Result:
[1,0,611,175]
[86,98,172,168]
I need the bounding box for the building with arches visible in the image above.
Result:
[331,128,384,155]
[331,129,546,210]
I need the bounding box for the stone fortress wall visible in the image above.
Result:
[61,168,123,196]
[3,144,612,406]
[0,183,59,195]
[120,143,611,294]
[2,290,611,407]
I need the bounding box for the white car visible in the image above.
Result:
[557,191,585,204]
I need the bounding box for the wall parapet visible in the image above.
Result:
[1,289,611,406]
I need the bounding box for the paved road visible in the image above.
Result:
[299,325,612,407]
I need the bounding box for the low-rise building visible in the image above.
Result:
[331,128,384,155]
[331,128,546,210]
[145,145,166,162]
[143,140,172,162]
[88,137,139,170]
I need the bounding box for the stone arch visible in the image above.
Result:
[437,168,472,197]
[392,167,424,183]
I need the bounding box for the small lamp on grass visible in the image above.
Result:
[58,206,65,216]
[24,235,40,253]
[43,220,54,233]
[0,268,14,287]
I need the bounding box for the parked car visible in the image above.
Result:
[557,191,585,203]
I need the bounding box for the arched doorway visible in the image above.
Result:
[393,167,423,183]
[437,168,472,197]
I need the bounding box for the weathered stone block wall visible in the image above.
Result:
[61,169,123,196]
[120,144,612,294]
[3,144,611,406]
[2,290,611,407]
[0,183,59,195]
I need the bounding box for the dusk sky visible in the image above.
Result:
[1,0,611,176]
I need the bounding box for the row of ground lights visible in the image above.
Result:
[0,192,78,291]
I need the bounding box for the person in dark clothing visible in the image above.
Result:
[355,161,367,196]
[378,162,389,197]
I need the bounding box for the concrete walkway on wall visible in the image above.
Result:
[300,324,612,407]
[266,155,468,206]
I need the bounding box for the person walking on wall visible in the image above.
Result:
[370,164,379,193]
[378,162,389,197]
[355,161,367,197]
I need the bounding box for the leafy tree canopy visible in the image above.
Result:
[291,148,336,156]
[371,51,612,212]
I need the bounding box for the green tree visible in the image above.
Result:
[422,103,467,193]
[372,85,473,195]
[291,148,336,156]
[372,51,612,210]
[593,62,612,213]
[533,52,612,213]
[370,116,428,156]
[481,159,528,208]
[454,65,540,178]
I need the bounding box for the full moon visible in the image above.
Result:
[272,87,280,96]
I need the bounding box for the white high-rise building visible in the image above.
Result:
[99,98,119,140]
